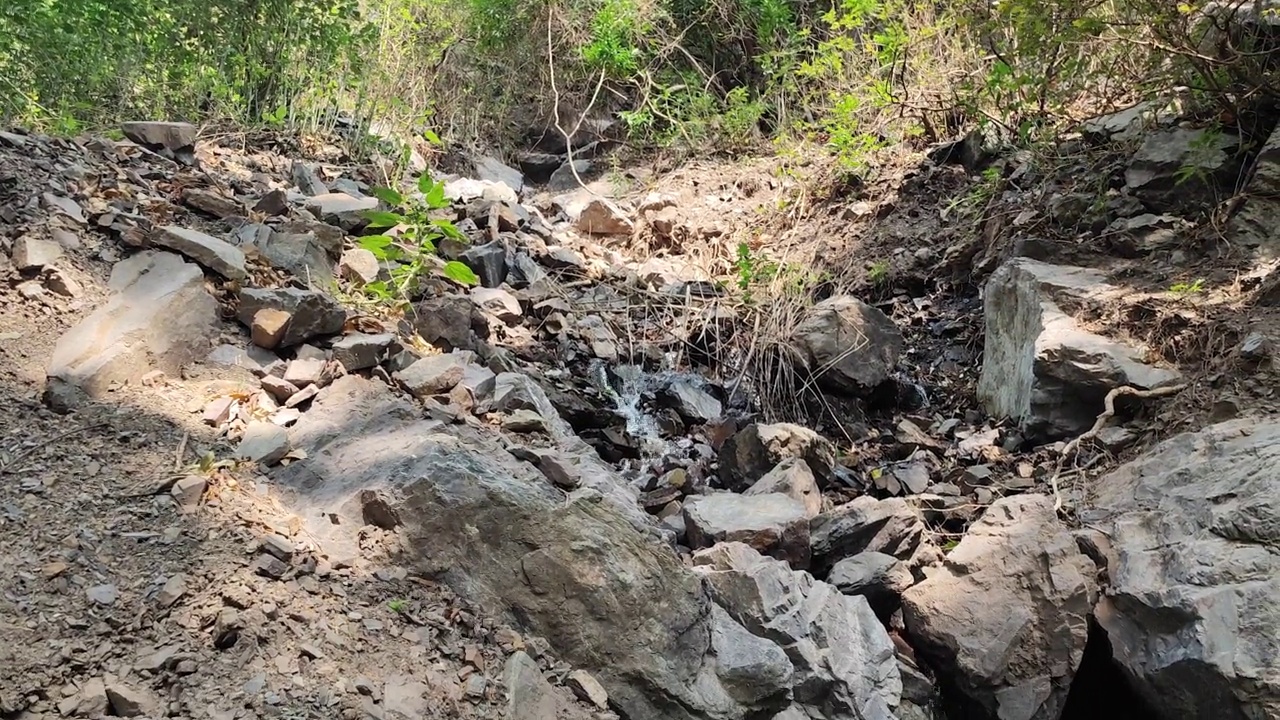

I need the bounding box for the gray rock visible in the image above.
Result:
[47,251,218,402]
[471,287,523,323]
[105,681,161,717]
[11,235,63,271]
[237,421,291,466]
[413,294,480,351]
[809,496,926,575]
[708,604,795,705]
[272,375,781,720]
[395,353,469,397]
[154,226,248,281]
[660,380,722,424]
[182,188,244,219]
[236,287,346,348]
[292,162,329,197]
[253,189,289,216]
[1125,126,1240,212]
[121,121,196,150]
[575,197,634,235]
[509,251,549,288]
[1081,101,1162,142]
[331,333,394,371]
[1080,420,1280,720]
[694,543,903,720]
[41,193,86,224]
[443,177,518,205]
[340,247,381,285]
[684,493,811,568]
[171,475,206,512]
[472,155,525,193]
[827,552,912,619]
[744,458,821,518]
[791,295,902,394]
[504,651,557,720]
[460,241,509,288]
[1227,121,1280,252]
[719,423,836,492]
[566,669,610,709]
[977,259,1182,440]
[548,160,593,191]
[206,343,275,374]
[902,495,1096,720]
[86,584,118,605]
[305,193,377,232]
[252,231,335,288]
[277,219,344,257]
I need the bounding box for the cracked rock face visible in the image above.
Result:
[1081,419,1280,720]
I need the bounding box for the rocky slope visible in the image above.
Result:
[0,106,1277,720]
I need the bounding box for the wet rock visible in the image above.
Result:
[105,681,161,718]
[253,231,335,287]
[978,259,1182,440]
[46,251,218,403]
[809,496,926,575]
[274,375,782,720]
[11,235,62,271]
[684,493,811,568]
[331,332,394,371]
[1081,420,1280,720]
[694,543,903,720]
[460,241,509,287]
[237,287,346,348]
[718,423,836,492]
[121,121,196,150]
[305,193,377,232]
[237,421,291,466]
[1125,126,1240,212]
[182,188,244,219]
[395,353,469,397]
[743,458,821,518]
[827,552,912,619]
[575,198,634,235]
[340,247,381,285]
[659,379,722,424]
[902,495,1096,720]
[791,295,902,394]
[154,226,249,281]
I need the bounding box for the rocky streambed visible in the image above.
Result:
[0,115,1277,720]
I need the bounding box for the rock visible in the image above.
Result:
[809,496,926,575]
[171,475,206,512]
[509,251,548,288]
[292,163,328,196]
[260,533,294,560]
[395,353,469,397]
[659,379,722,424]
[41,192,87,224]
[1080,419,1280,720]
[534,450,580,489]
[261,376,300,402]
[443,177,518,205]
[46,251,218,402]
[827,552,912,619]
[284,355,326,386]
[11,235,62,271]
[182,188,244,219]
[791,295,902,393]
[121,121,196,150]
[743,458,821,518]
[86,584,118,605]
[340,247,381,285]
[977,259,1182,440]
[1081,101,1161,142]
[1125,127,1240,212]
[273,375,789,720]
[105,681,161,717]
[74,677,109,717]
[154,226,249,281]
[718,423,836,492]
[548,160,593,191]
[1227,121,1280,252]
[902,495,1095,720]
[331,332,394,371]
[1240,331,1270,360]
[305,193,377,232]
[694,543,903,720]
[278,219,344,257]
[472,155,524,193]
[253,231,335,287]
[504,651,557,720]
[707,603,795,706]
[237,421,291,466]
[251,309,291,349]
[237,287,346,348]
[412,294,480,351]
[156,573,187,608]
[459,241,509,288]
[575,198,634,235]
[383,676,430,719]
[684,493,811,568]
[566,669,609,709]
[471,287,523,322]
[503,409,548,433]
[253,188,289,216]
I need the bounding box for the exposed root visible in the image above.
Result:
[1049,383,1188,513]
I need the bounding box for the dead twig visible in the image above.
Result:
[1049,383,1187,512]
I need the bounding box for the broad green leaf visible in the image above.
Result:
[433,218,465,240]
[371,186,404,206]
[363,280,391,300]
[417,172,435,195]
[424,179,447,209]
[361,209,406,228]
[358,234,400,261]
[423,129,442,145]
[442,260,479,286]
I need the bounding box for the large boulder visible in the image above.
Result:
[977,259,1181,441]
[791,296,902,394]
[683,493,811,568]
[718,423,836,492]
[46,251,218,405]
[1080,419,1280,720]
[901,495,1097,720]
[693,542,906,720]
[1226,121,1280,252]
[1124,126,1241,212]
[272,376,791,720]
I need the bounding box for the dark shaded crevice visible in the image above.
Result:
[1060,619,1162,720]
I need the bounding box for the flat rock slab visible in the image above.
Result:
[684,493,811,568]
[47,250,218,402]
[122,121,196,150]
[154,226,248,281]
[305,193,377,232]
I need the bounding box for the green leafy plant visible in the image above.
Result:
[358,173,476,304]
[388,598,407,613]
[1169,278,1206,296]
[868,260,890,285]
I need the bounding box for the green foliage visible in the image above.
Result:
[1169,278,1206,296]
